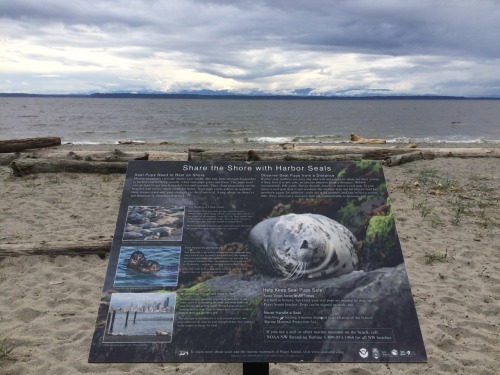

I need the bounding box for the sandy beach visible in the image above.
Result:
[0,142,499,374]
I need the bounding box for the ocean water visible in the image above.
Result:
[114,246,182,288]
[1,97,499,144]
[107,311,174,336]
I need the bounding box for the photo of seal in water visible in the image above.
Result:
[114,246,182,288]
[249,213,359,280]
[127,250,147,270]
[126,251,160,273]
[138,260,161,274]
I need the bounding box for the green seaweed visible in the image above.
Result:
[176,283,212,304]
[355,160,383,173]
[362,198,403,269]
[338,199,365,231]
[366,199,395,246]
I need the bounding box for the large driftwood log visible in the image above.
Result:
[0,153,19,166]
[384,151,426,166]
[42,149,149,162]
[4,150,187,164]
[9,158,128,176]
[0,241,112,258]
[189,146,499,162]
[6,146,498,174]
[349,133,386,144]
[188,149,368,161]
[0,137,61,153]
[39,150,186,161]
[294,145,499,158]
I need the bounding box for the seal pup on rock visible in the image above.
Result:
[249,213,358,280]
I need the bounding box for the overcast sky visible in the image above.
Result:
[1,0,500,96]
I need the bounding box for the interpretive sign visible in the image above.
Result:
[89,160,427,363]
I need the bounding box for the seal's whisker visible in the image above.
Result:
[284,261,305,280]
[249,213,359,281]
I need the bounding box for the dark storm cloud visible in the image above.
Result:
[6,0,497,56]
[1,0,499,95]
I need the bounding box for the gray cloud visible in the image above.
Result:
[1,0,499,95]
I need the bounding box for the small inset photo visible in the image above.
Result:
[114,246,182,288]
[123,206,184,241]
[103,292,176,343]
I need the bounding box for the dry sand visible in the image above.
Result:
[0,144,499,374]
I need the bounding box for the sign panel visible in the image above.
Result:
[89,161,427,363]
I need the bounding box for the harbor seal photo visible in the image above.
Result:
[127,251,146,270]
[138,260,161,274]
[249,213,358,280]
[126,251,160,274]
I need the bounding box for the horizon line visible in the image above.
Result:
[1,92,499,100]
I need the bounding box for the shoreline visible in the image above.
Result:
[36,141,500,160]
[0,143,499,374]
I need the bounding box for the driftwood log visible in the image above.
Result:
[384,151,426,166]
[39,149,149,162]
[349,133,386,144]
[5,146,499,174]
[9,158,129,176]
[189,146,499,163]
[0,137,62,153]
[0,241,112,258]
[0,153,19,166]
[1,150,186,166]
[47,150,186,161]
[188,149,368,162]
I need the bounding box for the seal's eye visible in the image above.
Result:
[301,240,308,249]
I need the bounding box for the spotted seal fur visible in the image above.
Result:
[138,260,160,273]
[127,251,160,273]
[127,251,146,270]
[249,213,358,279]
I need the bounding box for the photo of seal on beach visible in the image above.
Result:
[102,292,176,344]
[123,206,184,241]
[114,246,182,288]
[248,213,359,280]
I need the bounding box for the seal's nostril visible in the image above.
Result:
[301,240,308,249]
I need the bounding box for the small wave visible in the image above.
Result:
[224,134,345,144]
[387,136,500,144]
[65,135,500,146]
[291,134,342,143]
[67,141,103,145]
[245,136,296,143]
[221,128,256,135]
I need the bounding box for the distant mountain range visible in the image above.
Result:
[0,90,498,99]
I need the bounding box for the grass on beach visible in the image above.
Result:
[397,166,499,264]
[424,248,454,264]
[0,337,17,361]
[399,167,499,230]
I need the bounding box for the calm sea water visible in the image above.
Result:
[114,246,181,288]
[1,97,499,144]
[108,312,174,336]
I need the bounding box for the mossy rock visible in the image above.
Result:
[362,199,403,271]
